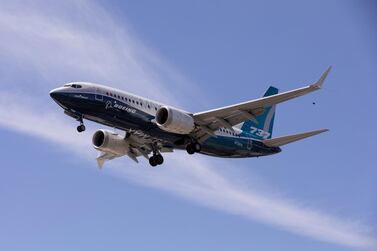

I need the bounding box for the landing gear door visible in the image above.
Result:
[95,87,103,101]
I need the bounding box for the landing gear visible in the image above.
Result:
[186,142,201,155]
[149,154,164,167]
[77,124,86,133]
[76,116,86,133]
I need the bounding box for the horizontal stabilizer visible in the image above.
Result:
[262,129,329,147]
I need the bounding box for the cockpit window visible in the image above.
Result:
[64,84,82,88]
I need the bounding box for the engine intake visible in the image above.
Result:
[92,129,129,155]
[156,106,195,134]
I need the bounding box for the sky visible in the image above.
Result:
[0,0,376,251]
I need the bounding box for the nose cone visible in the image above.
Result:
[49,89,58,99]
[49,87,65,103]
[50,88,62,99]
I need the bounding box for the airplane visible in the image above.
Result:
[50,67,331,167]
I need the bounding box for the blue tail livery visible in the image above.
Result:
[239,86,278,140]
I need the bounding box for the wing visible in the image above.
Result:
[192,67,331,141]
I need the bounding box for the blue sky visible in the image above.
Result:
[0,0,376,251]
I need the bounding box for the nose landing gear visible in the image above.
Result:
[77,124,86,133]
[63,110,86,133]
[76,117,86,133]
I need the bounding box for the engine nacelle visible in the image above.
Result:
[155,106,195,134]
[92,129,129,155]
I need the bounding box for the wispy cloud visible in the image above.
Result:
[0,0,199,106]
[0,1,376,250]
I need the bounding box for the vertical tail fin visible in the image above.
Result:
[239,86,278,140]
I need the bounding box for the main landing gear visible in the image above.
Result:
[76,117,86,133]
[186,142,201,155]
[149,154,164,167]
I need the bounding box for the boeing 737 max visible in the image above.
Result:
[50,67,331,167]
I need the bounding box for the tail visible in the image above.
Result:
[239,86,278,140]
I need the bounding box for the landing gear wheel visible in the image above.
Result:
[186,144,195,155]
[149,156,157,167]
[149,154,164,166]
[155,154,164,165]
[76,116,85,133]
[186,142,201,155]
[77,124,86,133]
[193,142,201,152]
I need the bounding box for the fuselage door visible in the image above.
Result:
[95,87,103,101]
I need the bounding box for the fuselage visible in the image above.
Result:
[50,82,281,158]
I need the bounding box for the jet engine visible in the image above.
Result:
[155,106,195,134]
[92,129,129,155]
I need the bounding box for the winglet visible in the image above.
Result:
[312,66,332,89]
